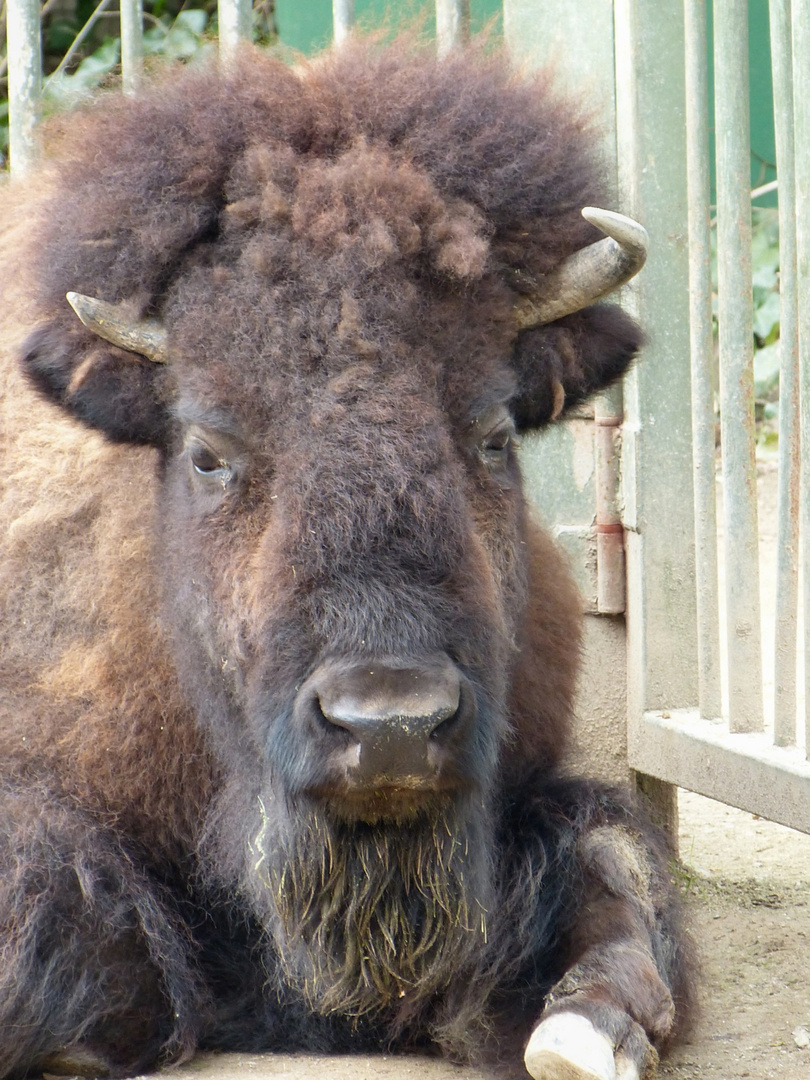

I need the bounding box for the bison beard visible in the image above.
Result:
[247,795,493,1023]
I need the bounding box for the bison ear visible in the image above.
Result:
[19,310,171,447]
[510,304,644,431]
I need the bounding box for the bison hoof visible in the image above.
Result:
[524,1012,641,1080]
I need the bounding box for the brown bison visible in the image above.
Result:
[0,37,691,1080]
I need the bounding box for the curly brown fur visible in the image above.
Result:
[0,34,687,1080]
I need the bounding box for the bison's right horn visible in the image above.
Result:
[513,207,648,329]
[66,292,169,364]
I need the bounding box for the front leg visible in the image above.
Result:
[0,782,203,1079]
[520,787,693,1080]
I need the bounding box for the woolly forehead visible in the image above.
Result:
[161,140,519,439]
[225,137,494,281]
[168,335,518,465]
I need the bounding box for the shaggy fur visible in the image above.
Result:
[0,35,689,1080]
[251,798,493,1021]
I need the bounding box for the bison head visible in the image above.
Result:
[14,42,644,1024]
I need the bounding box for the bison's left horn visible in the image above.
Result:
[66,292,169,364]
[513,207,648,330]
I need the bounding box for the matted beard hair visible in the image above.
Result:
[245,794,495,1022]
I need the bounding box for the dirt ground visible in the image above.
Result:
[140,790,810,1080]
[660,790,810,1080]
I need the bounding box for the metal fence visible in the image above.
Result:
[625,0,810,834]
[5,0,481,172]
[4,0,810,833]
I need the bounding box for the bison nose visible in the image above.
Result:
[305,655,466,785]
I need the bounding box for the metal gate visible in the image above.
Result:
[512,0,810,835]
[616,0,810,835]
[5,0,810,833]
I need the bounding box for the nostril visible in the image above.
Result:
[429,705,460,739]
[311,695,355,739]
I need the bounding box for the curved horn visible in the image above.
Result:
[513,207,648,330]
[66,292,169,364]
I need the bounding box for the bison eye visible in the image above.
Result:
[190,443,234,486]
[480,419,520,466]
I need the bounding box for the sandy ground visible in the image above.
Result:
[660,790,810,1080]
[135,790,810,1080]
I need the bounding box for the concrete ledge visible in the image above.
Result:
[629,708,810,834]
[141,1053,488,1080]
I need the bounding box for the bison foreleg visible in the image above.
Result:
[524,809,690,1080]
[0,785,204,1079]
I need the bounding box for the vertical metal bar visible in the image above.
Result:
[615,0,698,717]
[505,0,619,104]
[595,387,626,616]
[6,0,42,175]
[120,0,144,96]
[219,0,252,64]
[684,0,722,720]
[793,0,810,756]
[332,0,355,45]
[615,0,694,835]
[436,0,470,58]
[713,0,764,733]
[770,0,801,747]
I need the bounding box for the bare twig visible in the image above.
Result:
[751,179,779,201]
[46,0,114,83]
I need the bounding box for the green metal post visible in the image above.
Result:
[120,0,144,95]
[436,0,471,56]
[769,0,801,747]
[333,0,355,44]
[219,0,252,63]
[6,0,42,175]
[714,0,764,734]
[684,0,722,722]
[614,0,698,716]
[792,0,810,756]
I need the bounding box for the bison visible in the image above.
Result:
[0,36,692,1080]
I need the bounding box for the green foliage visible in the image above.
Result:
[45,37,123,101]
[750,207,781,406]
[751,209,780,342]
[144,8,212,58]
[711,205,784,453]
[0,100,8,161]
[41,9,213,111]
